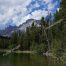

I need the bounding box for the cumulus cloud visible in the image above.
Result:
[33,1,40,8]
[0,0,32,28]
[31,10,48,19]
[48,3,54,10]
[0,0,60,29]
[0,0,32,7]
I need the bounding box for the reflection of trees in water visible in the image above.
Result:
[47,56,54,66]
[46,54,66,66]
[0,54,66,66]
[30,55,48,66]
[9,53,31,66]
[9,54,66,66]
[52,55,66,66]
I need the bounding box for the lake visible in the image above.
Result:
[0,53,63,66]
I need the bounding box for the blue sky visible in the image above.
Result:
[0,0,61,29]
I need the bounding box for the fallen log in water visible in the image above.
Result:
[2,44,20,56]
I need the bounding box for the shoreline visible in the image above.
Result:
[0,49,53,56]
[0,49,54,57]
[0,49,35,54]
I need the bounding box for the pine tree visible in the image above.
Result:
[59,0,66,50]
[10,32,19,48]
[52,0,66,55]
[60,0,66,20]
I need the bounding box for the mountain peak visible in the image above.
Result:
[0,19,40,36]
[18,19,40,31]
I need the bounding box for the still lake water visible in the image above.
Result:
[0,53,63,66]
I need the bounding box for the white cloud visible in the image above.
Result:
[57,8,60,12]
[34,2,40,8]
[30,10,48,20]
[48,1,59,11]
[48,3,54,10]
[0,0,60,29]
[0,0,32,26]
[17,14,31,26]
[0,0,32,7]
[14,10,48,26]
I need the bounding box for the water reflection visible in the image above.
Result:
[0,53,63,66]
